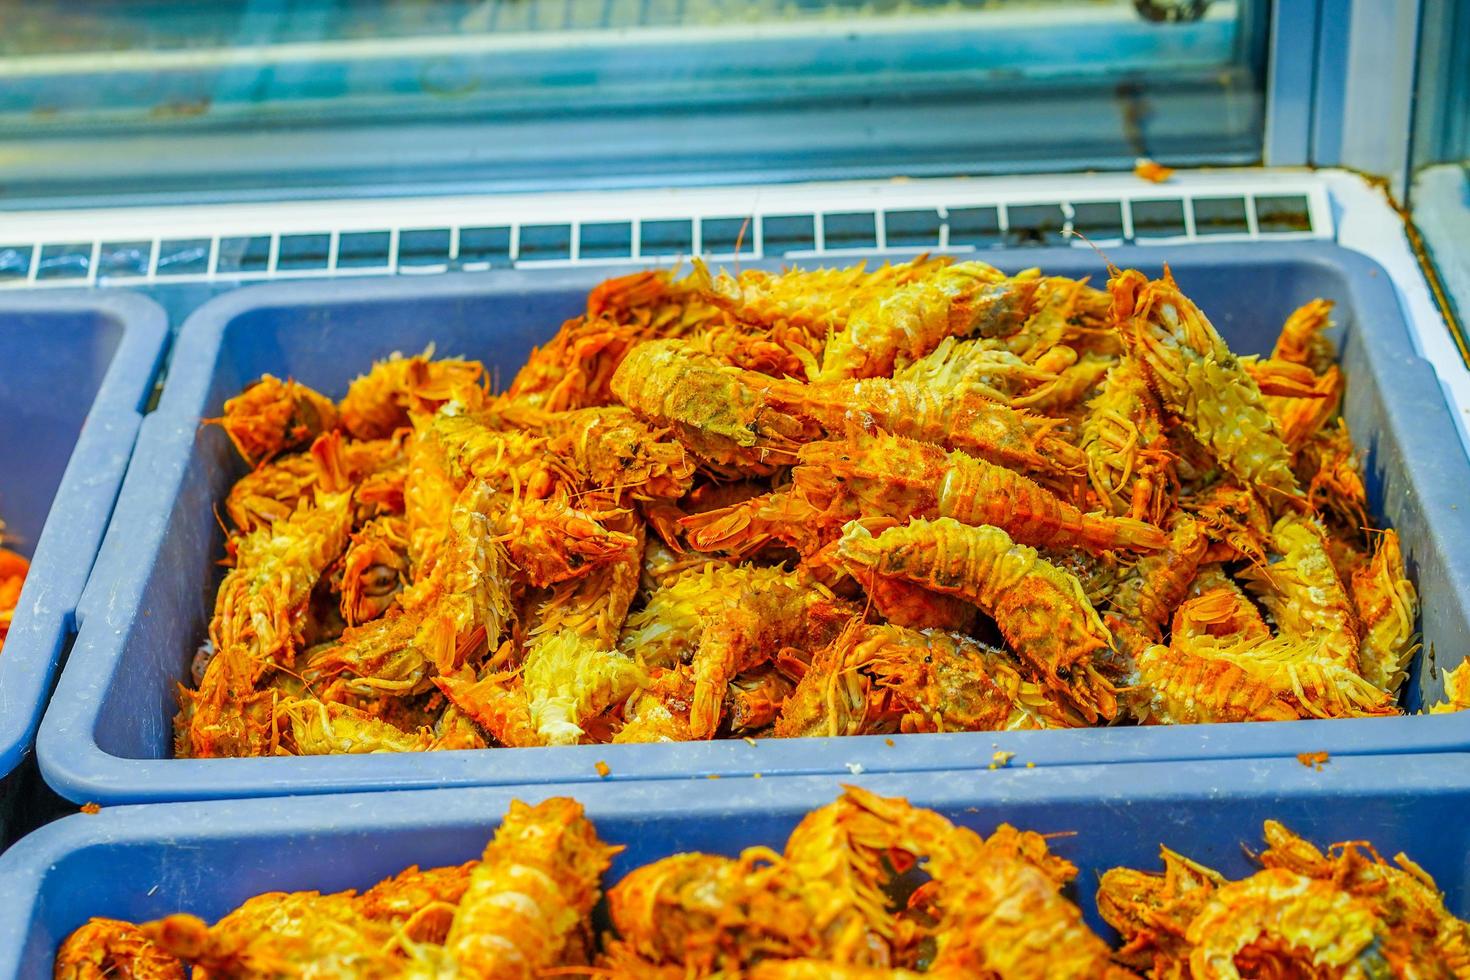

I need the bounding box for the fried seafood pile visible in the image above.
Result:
[56,791,1470,978]
[1101,821,1470,977]
[56,797,619,980]
[0,517,28,652]
[177,256,1421,758]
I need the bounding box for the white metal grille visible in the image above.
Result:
[0,171,1332,290]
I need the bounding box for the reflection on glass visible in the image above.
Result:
[0,1,1269,201]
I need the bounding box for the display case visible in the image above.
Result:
[2,1,1469,820]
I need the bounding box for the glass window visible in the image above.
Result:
[1409,0,1469,358]
[1411,0,1469,174]
[0,1,1270,203]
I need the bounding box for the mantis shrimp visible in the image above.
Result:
[774,621,1085,738]
[619,563,855,738]
[817,261,1040,381]
[836,518,1118,722]
[209,374,339,466]
[1101,821,1470,978]
[1112,267,1302,503]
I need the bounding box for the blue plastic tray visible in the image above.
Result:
[0,293,167,817]
[4,753,1470,977]
[36,242,1470,805]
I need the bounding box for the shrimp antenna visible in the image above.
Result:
[1065,228,1120,279]
[733,214,753,276]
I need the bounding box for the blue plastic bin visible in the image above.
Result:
[36,242,1470,806]
[0,293,167,833]
[4,753,1470,976]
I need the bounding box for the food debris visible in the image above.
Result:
[884,738,895,747]
[845,762,865,775]
[1297,750,1330,771]
[594,760,611,778]
[1134,158,1175,182]
[742,736,758,747]
[80,802,101,815]
[988,750,1015,770]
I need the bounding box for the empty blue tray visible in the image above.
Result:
[0,293,167,822]
[35,242,1470,805]
[3,753,1469,976]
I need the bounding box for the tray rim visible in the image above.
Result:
[6,753,1470,975]
[0,289,169,780]
[35,242,1470,803]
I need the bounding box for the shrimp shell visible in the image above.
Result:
[895,336,1054,402]
[1010,351,1113,413]
[358,861,475,944]
[800,431,1166,554]
[510,268,733,411]
[1171,582,1271,649]
[521,630,644,745]
[338,514,410,626]
[817,261,1039,380]
[1240,512,1362,672]
[619,564,855,738]
[497,496,639,590]
[836,518,1117,721]
[929,848,1127,980]
[702,254,951,335]
[611,339,818,471]
[435,672,542,748]
[748,963,923,979]
[1431,660,1470,714]
[613,665,699,743]
[606,849,819,971]
[1080,358,1171,519]
[1351,528,1419,695]
[1096,846,1226,976]
[181,491,354,758]
[224,452,319,533]
[1185,869,1380,979]
[1105,514,1208,667]
[1112,268,1301,501]
[286,697,433,755]
[339,347,486,439]
[1272,298,1337,375]
[1209,637,1398,719]
[1297,419,1369,533]
[444,797,620,978]
[1127,643,1298,725]
[516,405,696,502]
[143,891,400,977]
[532,512,644,648]
[769,374,1086,476]
[775,623,1084,738]
[426,411,568,499]
[54,918,183,980]
[209,374,338,467]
